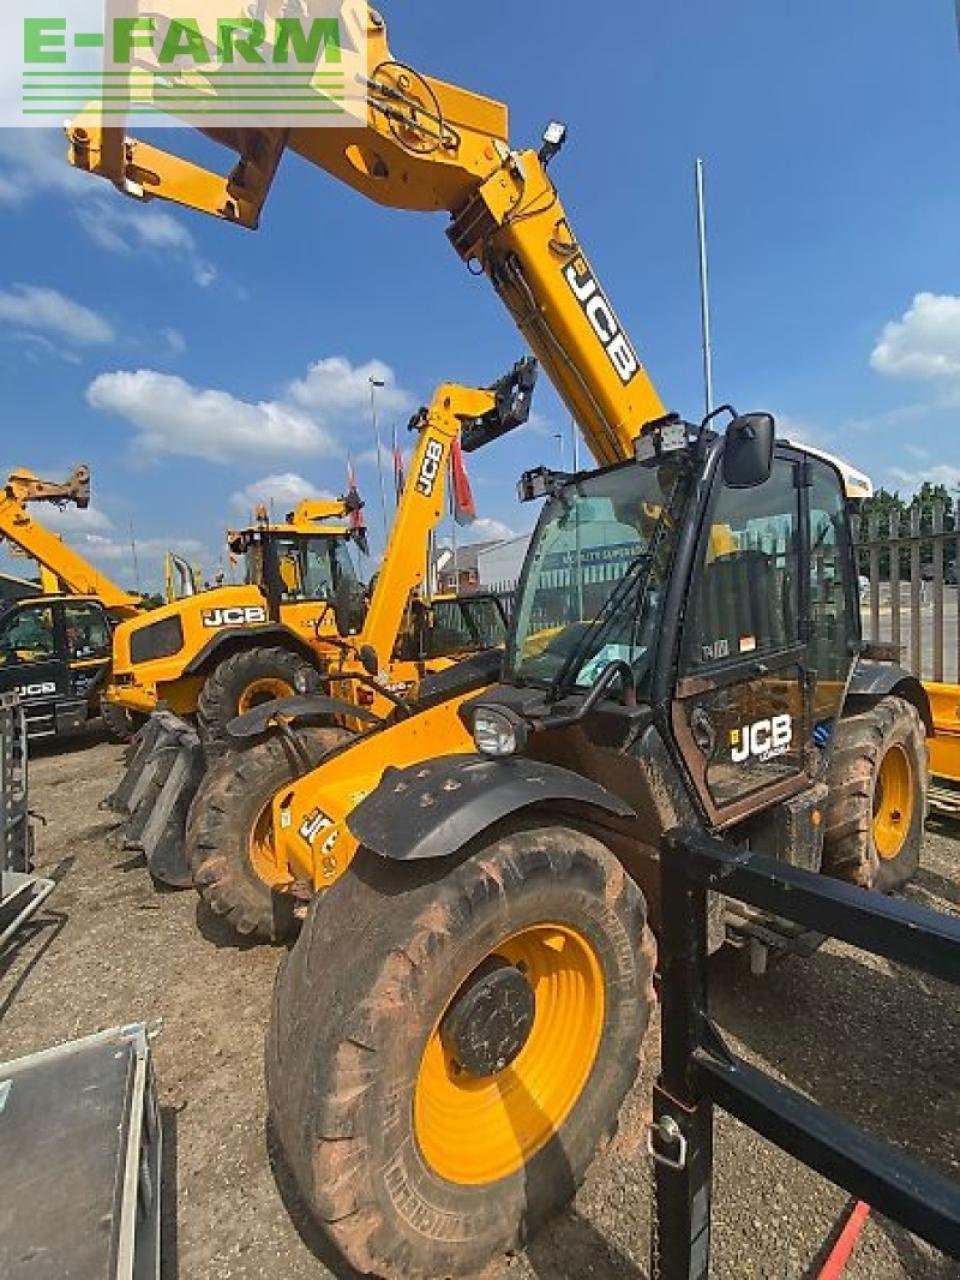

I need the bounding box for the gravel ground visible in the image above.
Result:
[1,728,958,1280]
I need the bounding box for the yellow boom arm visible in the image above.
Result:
[1,467,141,617]
[66,6,665,468]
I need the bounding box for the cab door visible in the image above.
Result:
[0,601,67,735]
[63,600,113,707]
[671,451,814,828]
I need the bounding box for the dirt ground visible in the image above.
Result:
[1,727,958,1280]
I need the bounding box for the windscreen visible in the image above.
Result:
[272,536,360,603]
[507,460,687,692]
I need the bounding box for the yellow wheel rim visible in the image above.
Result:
[414,923,605,1186]
[248,798,291,889]
[873,743,913,861]
[237,677,295,715]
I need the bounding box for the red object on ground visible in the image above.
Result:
[450,438,477,526]
[818,1200,871,1280]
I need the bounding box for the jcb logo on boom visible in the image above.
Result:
[416,438,445,498]
[201,606,268,629]
[564,260,640,386]
[730,714,793,764]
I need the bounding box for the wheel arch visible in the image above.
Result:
[346,753,636,865]
[844,660,933,735]
[183,625,323,679]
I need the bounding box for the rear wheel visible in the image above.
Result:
[186,725,352,942]
[196,646,321,756]
[266,825,655,1279]
[99,697,140,744]
[822,696,926,892]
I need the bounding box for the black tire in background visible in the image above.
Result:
[99,697,140,744]
[186,724,352,942]
[822,695,926,893]
[196,646,320,757]
[266,824,656,1279]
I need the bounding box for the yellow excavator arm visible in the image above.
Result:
[66,6,665,468]
[1,466,142,617]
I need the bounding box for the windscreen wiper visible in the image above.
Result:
[546,553,651,703]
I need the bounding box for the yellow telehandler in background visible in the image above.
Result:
[106,360,536,891]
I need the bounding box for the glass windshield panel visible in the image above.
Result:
[64,603,111,660]
[273,536,360,603]
[0,604,56,665]
[424,596,507,657]
[508,460,686,690]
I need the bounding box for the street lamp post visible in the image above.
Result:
[368,376,389,542]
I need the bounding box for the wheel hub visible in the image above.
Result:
[440,957,535,1078]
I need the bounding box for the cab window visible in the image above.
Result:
[682,457,800,670]
[64,602,112,661]
[808,460,858,723]
[0,604,56,665]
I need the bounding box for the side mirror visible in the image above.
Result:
[723,413,775,489]
[358,643,379,676]
[333,577,367,639]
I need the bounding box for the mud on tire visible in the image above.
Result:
[266,824,656,1279]
[822,695,926,893]
[196,646,321,757]
[186,725,351,942]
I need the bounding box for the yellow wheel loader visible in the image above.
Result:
[0,465,142,741]
[105,360,537,889]
[63,8,944,1273]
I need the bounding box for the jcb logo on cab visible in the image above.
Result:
[730,714,793,764]
[201,606,268,629]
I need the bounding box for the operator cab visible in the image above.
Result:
[231,528,363,606]
[473,410,865,829]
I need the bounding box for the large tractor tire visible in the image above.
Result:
[822,696,926,893]
[267,825,656,1279]
[186,725,352,942]
[99,698,141,744]
[196,646,321,756]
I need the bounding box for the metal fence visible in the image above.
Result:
[853,501,959,684]
[484,503,960,687]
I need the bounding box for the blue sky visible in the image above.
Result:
[1,0,958,591]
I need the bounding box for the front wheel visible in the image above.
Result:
[196,646,321,756]
[266,824,656,1279]
[186,725,352,942]
[99,697,142,744]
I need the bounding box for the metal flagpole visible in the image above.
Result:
[368,376,389,542]
[695,158,715,418]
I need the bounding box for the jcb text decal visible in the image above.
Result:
[564,259,640,386]
[730,714,793,764]
[416,438,446,498]
[201,606,268,629]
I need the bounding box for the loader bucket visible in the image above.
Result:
[109,711,203,888]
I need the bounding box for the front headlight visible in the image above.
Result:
[473,706,527,758]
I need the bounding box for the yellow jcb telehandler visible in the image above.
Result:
[63,7,945,1274]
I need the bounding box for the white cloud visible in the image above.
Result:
[76,203,217,288]
[0,130,215,286]
[87,357,415,465]
[231,473,334,516]
[467,517,516,543]
[871,293,960,383]
[289,357,413,421]
[162,327,186,357]
[87,369,336,464]
[43,503,115,536]
[0,284,113,346]
[0,129,92,206]
[888,463,960,493]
